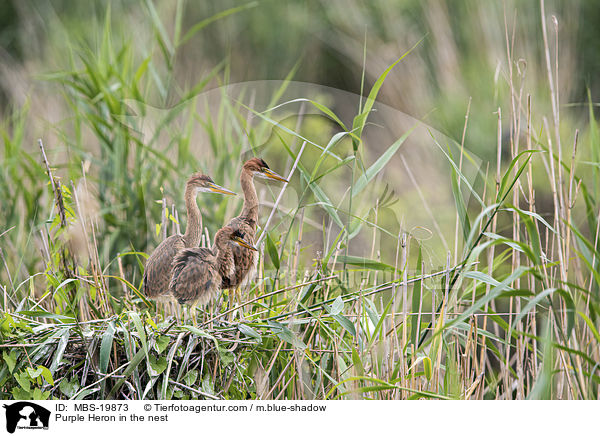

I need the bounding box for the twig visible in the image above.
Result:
[71,361,131,398]
[169,380,220,400]
[266,262,479,323]
[0,226,15,239]
[39,138,77,281]
[201,274,337,327]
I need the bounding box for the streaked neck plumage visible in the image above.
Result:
[215,231,235,280]
[183,185,202,247]
[240,169,258,225]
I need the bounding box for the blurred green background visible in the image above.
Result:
[1,0,598,148]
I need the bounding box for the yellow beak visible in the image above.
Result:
[209,183,237,196]
[263,168,288,183]
[233,236,258,251]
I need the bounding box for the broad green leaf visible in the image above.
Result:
[100,321,116,375]
[411,247,423,346]
[333,314,356,337]
[423,356,432,381]
[238,324,262,341]
[162,332,185,400]
[483,233,539,264]
[50,329,70,374]
[265,233,280,270]
[149,354,168,375]
[367,295,394,348]
[18,310,75,322]
[155,334,171,354]
[3,351,17,373]
[39,366,54,386]
[107,348,145,398]
[578,311,600,343]
[328,296,344,316]
[451,165,471,241]
[182,325,217,341]
[184,370,198,387]
[14,372,30,392]
[268,321,307,350]
[351,347,365,376]
[59,377,80,398]
[129,312,148,359]
[218,348,235,366]
[463,270,503,288]
[363,298,380,328]
[336,255,397,271]
[27,366,43,379]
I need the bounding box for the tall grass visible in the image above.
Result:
[1,0,599,400]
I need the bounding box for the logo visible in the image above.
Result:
[3,402,50,434]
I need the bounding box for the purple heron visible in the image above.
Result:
[142,173,236,300]
[169,226,256,319]
[221,158,288,291]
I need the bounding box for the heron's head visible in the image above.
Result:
[230,228,257,251]
[187,173,236,195]
[242,158,288,183]
[217,226,257,251]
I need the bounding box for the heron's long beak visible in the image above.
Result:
[263,168,288,183]
[232,236,258,251]
[209,183,237,196]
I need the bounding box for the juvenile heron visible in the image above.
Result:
[142,173,236,300]
[221,158,288,291]
[169,226,256,320]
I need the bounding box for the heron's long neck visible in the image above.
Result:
[183,186,202,247]
[240,170,258,224]
[215,238,235,280]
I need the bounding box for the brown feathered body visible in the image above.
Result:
[170,227,240,305]
[220,158,267,290]
[143,234,186,300]
[142,174,211,300]
[223,216,258,289]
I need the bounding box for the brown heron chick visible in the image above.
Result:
[142,173,236,300]
[221,157,288,291]
[169,226,257,311]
